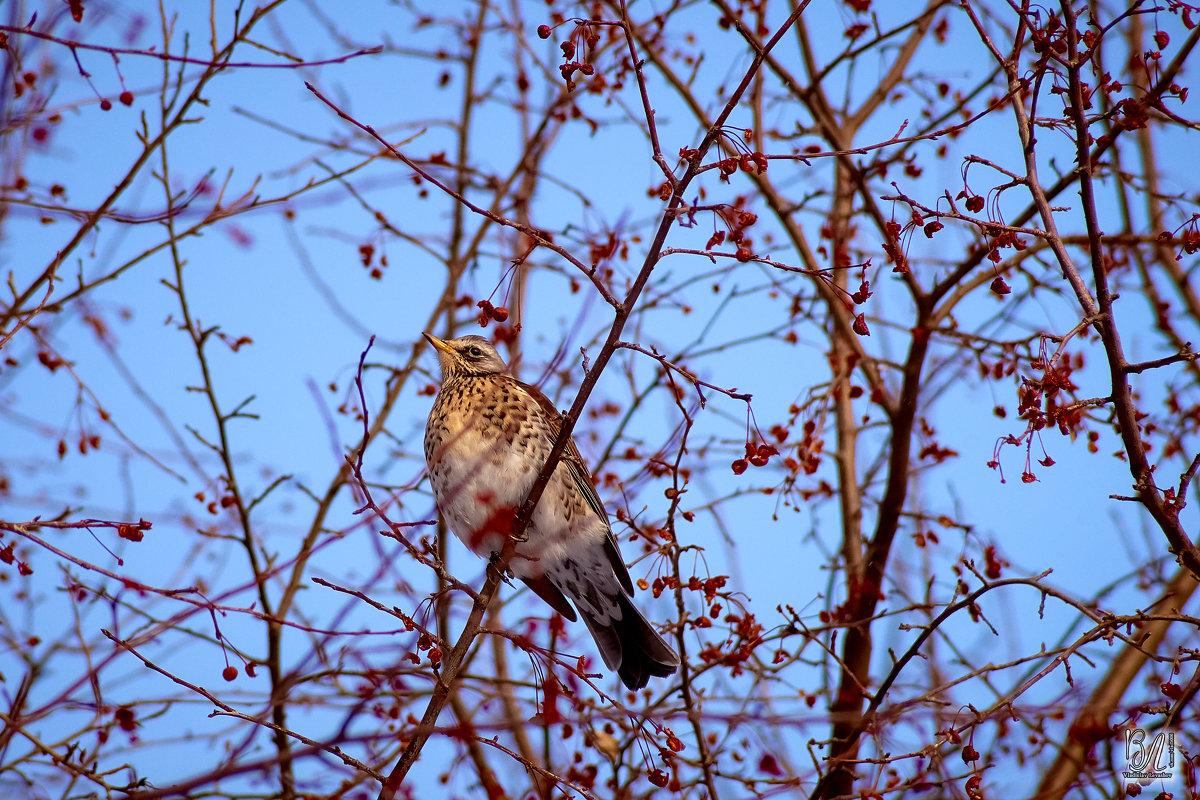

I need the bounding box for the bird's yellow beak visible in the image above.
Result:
[423,332,455,355]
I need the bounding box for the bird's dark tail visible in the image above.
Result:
[580,593,679,690]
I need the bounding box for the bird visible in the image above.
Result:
[422,332,679,690]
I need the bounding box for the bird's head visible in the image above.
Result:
[423,333,508,380]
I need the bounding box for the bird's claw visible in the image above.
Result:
[487,551,515,585]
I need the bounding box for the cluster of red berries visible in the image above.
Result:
[538,22,600,92]
[1158,226,1200,256]
[711,153,767,182]
[476,300,509,326]
[222,662,257,681]
[117,519,151,542]
[731,441,778,474]
[957,192,986,213]
[556,44,595,89]
[0,540,34,576]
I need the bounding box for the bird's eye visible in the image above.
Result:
[468,346,483,358]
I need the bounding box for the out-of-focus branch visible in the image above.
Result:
[0,0,291,337]
[1035,566,1200,799]
[1057,1,1200,577]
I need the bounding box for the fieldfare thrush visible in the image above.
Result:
[423,333,679,690]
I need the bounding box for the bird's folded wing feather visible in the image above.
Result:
[513,377,636,595]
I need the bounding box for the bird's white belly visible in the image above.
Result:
[431,431,584,578]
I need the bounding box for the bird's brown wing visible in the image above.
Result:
[511,377,635,596]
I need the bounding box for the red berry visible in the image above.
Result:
[491,307,509,322]
[119,91,134,106]
[537,24,551,39]
[731,459,748,475]
[100,98,112,111]
[222,666,238,681]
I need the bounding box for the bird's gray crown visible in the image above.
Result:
[426,333,508,378]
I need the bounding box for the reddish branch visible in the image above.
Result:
[0,24,381,70]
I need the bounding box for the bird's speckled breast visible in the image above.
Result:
[425,374,582,570]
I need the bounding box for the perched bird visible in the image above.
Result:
[423,333,679,690]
